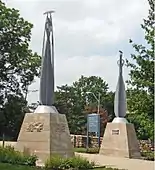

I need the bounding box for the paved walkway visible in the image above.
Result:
[36,152,154,170]
[75,153,154,170]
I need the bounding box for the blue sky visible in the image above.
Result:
[4,0,149,103]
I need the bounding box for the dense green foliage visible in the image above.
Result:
[54,75,115,135]
[45,155,94,170]
[0,1,41,140]
[0,95,28,140]
[0,146,37,166]
[141,151,154,161]
[126,0,154,140]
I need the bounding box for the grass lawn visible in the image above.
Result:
[0,163,42,170]
[74,147,87,152]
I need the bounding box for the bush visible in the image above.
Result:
[45,155,64,170]
[45,155,94,170]
[67,156,94,169]
[0,145,37,166]
[141,151,154,161]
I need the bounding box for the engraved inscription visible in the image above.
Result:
[26,122,44,132]
[55,124,66,134]
[112,129,119,135]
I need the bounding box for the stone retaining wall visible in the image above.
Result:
[71,134,154,151]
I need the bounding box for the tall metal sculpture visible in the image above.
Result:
[113,51,128,123]
[17,11,74,162]
[40,11,55,106]
[34,11,58,113]
[100,51,141,158]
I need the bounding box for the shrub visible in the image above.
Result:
[141,151,154,161]
[45,155,94,170]
[45,155,64,170]
[67,156,94,169]
[0,145,37,166]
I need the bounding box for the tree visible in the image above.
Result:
[0,1,41,139]
[126,0,154,140]
[54,75,115,135]
[1,94,28,140]
[0,1,41,100]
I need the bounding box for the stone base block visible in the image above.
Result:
[99,122,141,159]
[16,113,74,162]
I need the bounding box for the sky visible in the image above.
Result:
[3,0,149,104]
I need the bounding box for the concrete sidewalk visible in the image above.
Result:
[75,153,154,170]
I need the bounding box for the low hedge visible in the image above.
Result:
[0,146,37,166]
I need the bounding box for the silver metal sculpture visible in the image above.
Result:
[113,51,128,123]
[40,11,55,106]
[34,11,58,114]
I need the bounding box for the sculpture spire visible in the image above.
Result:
[39,11,55,106]
[118,50,123,75]
[113,51,127,123]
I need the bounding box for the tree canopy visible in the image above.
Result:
[54,75,115,135]
[0,1,41,99]
[0,1,41,140]
[126,0,154,140]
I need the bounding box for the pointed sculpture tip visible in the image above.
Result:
[119,50,123,62]
[43,10,55,15]
[117,50,124,68]
[119,50,123,55]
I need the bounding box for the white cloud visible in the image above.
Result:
[3,0,149,103]
[55,54,129,88]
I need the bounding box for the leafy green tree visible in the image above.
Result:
[1,94,28,140]
[0,1,41,99]
[126,0,154,140]
[0,1,41,139]
[55,75,115,135]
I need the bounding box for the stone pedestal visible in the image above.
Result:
[99,122,141,159]
[16,112,74,162]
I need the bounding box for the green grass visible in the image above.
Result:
[0,163,42,170]
[74,147,87,153]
